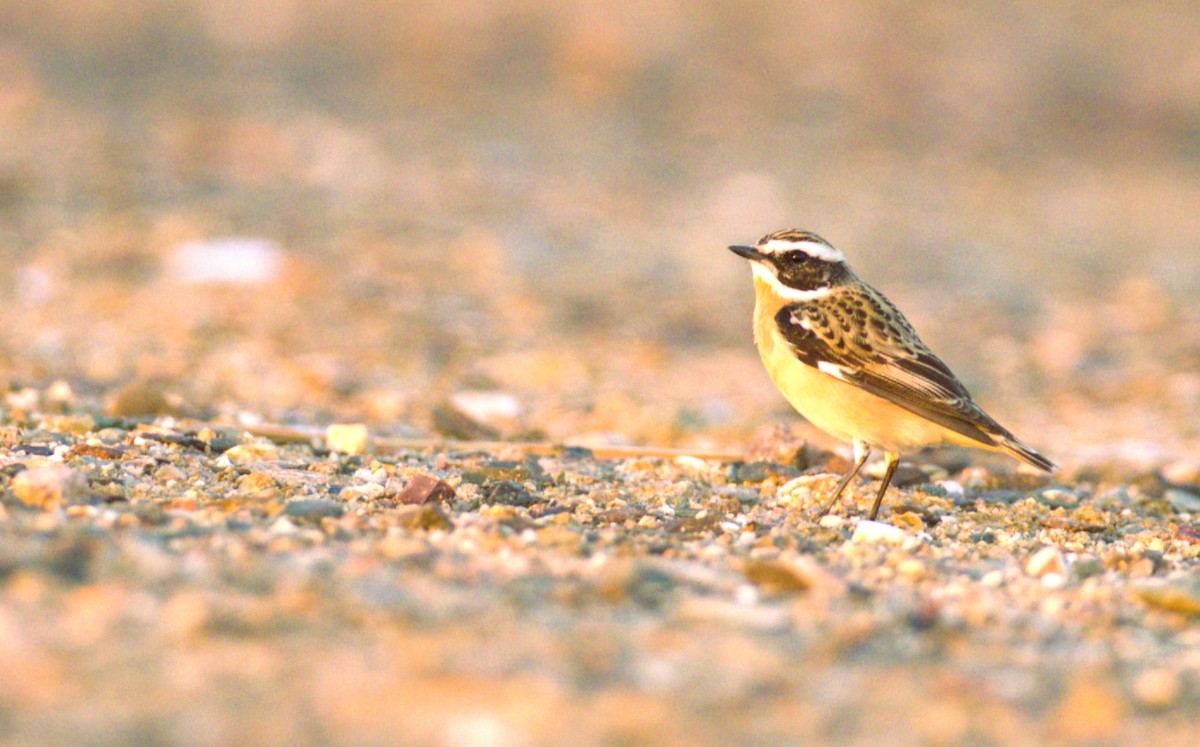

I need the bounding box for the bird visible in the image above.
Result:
[729,229,1054,520]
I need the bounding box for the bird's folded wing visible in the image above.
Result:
[775,294,1014,446]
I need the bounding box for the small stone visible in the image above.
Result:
[890,511,924,532]
[481,479,537,507]
[892,463,928,487]
[1025,546,1067,578]
[44,380,76,406]
[448,390,522,430]
[1164,488,1200,513]
[167,237,283,285]
[715,486,762,506]
[106,380,173,418]
[818,514,844,529]
[395,474,456,505]
[1071,555,1105,580]
[938,480,965,497]
[1036,488,1080,508]
[1161,460,1200,486]
[850,520,907,545]
[284,499,344,520]
[326,423,369,455]
[70,443,127,460]
[340,483,386,501]
[743,559,815,595]
[10,467,88,509]
[981,570,1006,587]
[1130,668,1182,710]
[1137,580,1200,616]
[236,472,279,498]
[270,517,298,534]
[395,503,453,531]
[431,400,501,440]
[224,442,280,465]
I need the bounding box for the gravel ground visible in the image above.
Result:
[2,397,1200,745]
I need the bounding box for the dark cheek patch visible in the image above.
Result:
[777,262,829,292]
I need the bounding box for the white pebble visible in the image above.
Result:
[1025,546,1067,578]
[818,514,844,529]
[939,480,965,497]
[850,520,907,545]
[167,238,284,285]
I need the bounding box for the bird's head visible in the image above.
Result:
[728,230,848,300]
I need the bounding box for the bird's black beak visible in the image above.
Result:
[728,245,761,261]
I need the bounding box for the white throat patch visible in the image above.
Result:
[750,263,832,301]
[759,238,845,263]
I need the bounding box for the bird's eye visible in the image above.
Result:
[781,250,807,265]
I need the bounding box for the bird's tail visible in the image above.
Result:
[997,435,1055,472]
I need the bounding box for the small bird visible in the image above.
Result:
[729,229,1054,520]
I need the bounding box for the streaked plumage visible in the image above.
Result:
[730,229,1053,519]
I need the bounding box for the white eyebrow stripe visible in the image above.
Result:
[751,264,832,300]
[759,238,845,263]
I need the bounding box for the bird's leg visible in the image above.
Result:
[817,442,871,516]
[868,451,900,521]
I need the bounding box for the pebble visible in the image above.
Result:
[481,480,537,507]
[889,511,924,532]
[1025,546,1067,578]
[284,499,345,520]
[270,517,299,535]
[340,483,386,501]
[395,503,453,531]
[223,442,280,465]
[1137,581,1200,616]
[106,380,173,418]
[938,480,965,497]
[742,559,817,595]
[167,238,283,285]
[431,400,501,440]
[850,520,907,545]
[236,472,279,498]
[449,390,523,427]
[326,424,370,455]
[1164,488,1200,513]
[1161,460,1200,486]
[10,467,88,509]
[395,474,456,505]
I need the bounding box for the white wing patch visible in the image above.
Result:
[816,360,848,380]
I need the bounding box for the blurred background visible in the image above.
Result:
[1,0,1199,457]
